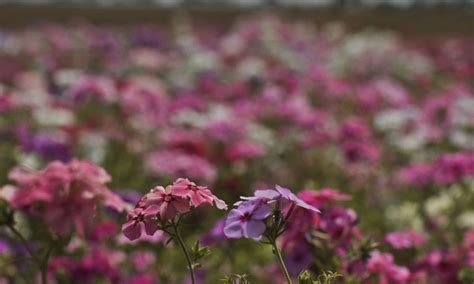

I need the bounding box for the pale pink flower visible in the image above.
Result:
[122,206,160,241]
[171,178,227,210]
[145,185,191,220]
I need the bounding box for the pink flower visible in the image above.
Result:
[171,178,227,210]
[395,163,433,187]
[432,151,474,185]
[463,231,474,267]
[122,206,160,241]
[68,76,117,103]
[130,251,156,272]
[385,230,426,250]
[367,251,410,283]
[146,150,217,183]
[9,160,126,236]
[225,141,265,161]
[145,185,191,220]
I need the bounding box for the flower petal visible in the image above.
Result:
[224,220,243,239]
[122,222,141,241]
[242,220,266,239]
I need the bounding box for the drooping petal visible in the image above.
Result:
[190,192,211,207]
[213,197,228,210]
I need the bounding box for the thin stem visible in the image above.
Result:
[7,224,41,265]
[271,240,293,284]
[41,246,52,284]
[171,220,196,284]
[7,224,49,284]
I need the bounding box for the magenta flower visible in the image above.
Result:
[171,178,227,210]
[367,251,410,283]
[122,206,160,241]
[224,201,272,239]
[385,230,426,250]
[145,185,191,220]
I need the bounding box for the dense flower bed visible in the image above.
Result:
[0,15,473,283]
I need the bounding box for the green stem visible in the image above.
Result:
[171,220,196,284]
[271,240,293,284]
[7,224,49,284]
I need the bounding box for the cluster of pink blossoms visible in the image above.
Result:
[395,151,474,187]
[6,160,126,235]
[122,178,227,241]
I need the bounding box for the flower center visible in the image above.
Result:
[188,185,199,191]
[163,194,173,202]
[240,212,252,222]
[135,213,145,223]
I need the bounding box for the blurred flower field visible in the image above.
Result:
[0,15,473,283]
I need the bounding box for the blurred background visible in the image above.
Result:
[0,1,473,283]
[0,0,473,34]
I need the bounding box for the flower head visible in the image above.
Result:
[9,160,126,236]
[275,185,320,213]
[224,201,272,239]
[122,206,160,241]
[171,178,227,210]
[145,185,190,220]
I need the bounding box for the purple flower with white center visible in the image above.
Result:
[224,201,272,239]
[275,185,320,213]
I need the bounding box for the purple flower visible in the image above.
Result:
[19,132,71,162]
[237,189,280,206]
[0,239,10,254]
[284,243,315,276]
[275,185,320,213]
[200,219,226,246]
[224,201,272,239]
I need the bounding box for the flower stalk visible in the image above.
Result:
[7,224,50,284]
[271,239,293,284]
[171,219,196,284]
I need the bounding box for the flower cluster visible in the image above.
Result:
[0,14,473,284]
[123,178,227,241]
[224,185,319,240]
[395,151,474,187]
[6,160,126,235]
